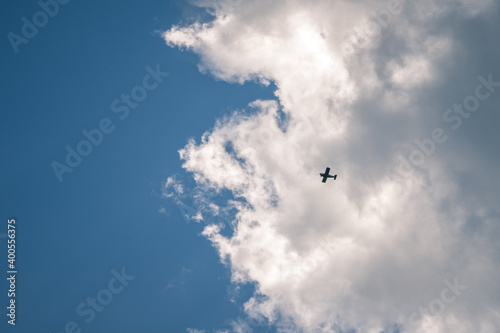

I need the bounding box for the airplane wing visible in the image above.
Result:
[325,167,330,174]
[322,176,328,183]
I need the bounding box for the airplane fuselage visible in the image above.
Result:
[320,167,337,183]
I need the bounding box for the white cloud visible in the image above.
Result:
[164,0,500,332]
[162,176,184,198]
[187,329,206,333]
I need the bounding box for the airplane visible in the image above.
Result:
[320,167,337,183]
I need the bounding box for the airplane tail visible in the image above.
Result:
[333,175,337,180]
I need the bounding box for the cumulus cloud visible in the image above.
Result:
[164,0,500,332]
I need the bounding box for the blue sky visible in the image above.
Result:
[2,1,500,333]
[1,1,275,332]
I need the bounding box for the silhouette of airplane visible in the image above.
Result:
[320,167,337,183]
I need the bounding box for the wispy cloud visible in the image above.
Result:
[187,328,206,333]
